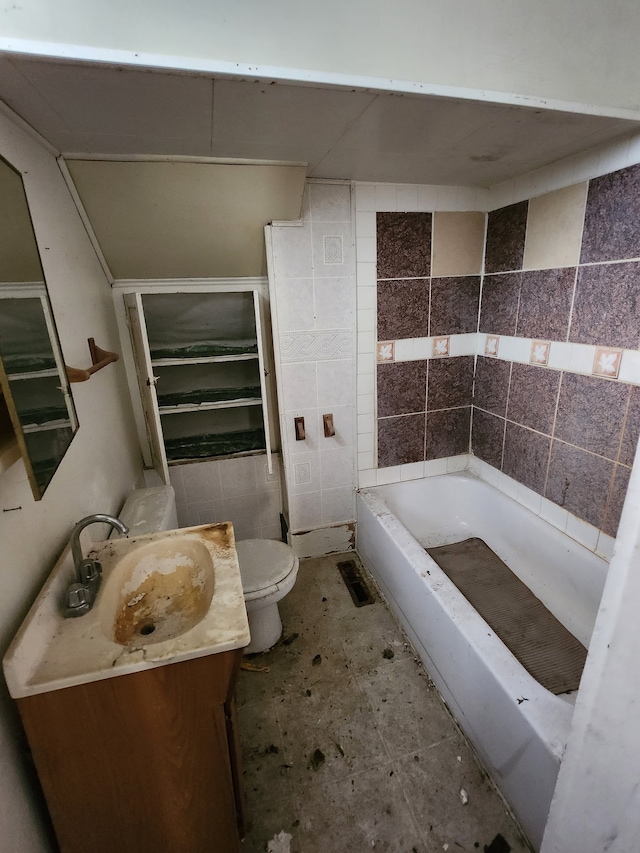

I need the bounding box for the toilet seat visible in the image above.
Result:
[236,539,297,601]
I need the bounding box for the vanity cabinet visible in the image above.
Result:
[124,287,274,481]
[16,649,245,853]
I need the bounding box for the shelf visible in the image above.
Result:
[2,355,57,375]
[7,368,60,381]
[157,386,262,415]
[151,353,259,367]
[164,428,266,462]
[149,343,258,364]
[22,418,72,434]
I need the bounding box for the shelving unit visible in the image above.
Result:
[124,288,274,479]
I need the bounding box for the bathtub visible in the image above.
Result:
[356,472,609,850]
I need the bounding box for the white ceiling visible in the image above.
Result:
[0,54,638,187]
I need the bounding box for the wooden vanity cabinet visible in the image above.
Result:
[16,649,245,853]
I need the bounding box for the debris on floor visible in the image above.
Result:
[240,660,270,673]
[308,748,325,770]
[460,788,469,805]
[312,653,322,666]
[266,830,292,853]
[282,633,299,646]
[484,833,510,852]
[382,647,395,659]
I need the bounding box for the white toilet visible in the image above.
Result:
[235,539,299,654]
[117,487,299,655]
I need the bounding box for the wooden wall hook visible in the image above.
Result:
[66,338,119,383]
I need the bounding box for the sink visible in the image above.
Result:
[100,536,216,648]
[2,522,250,699]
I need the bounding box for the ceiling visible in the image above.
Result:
[0,54,639,188]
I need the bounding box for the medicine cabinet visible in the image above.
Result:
[122,285,276,482]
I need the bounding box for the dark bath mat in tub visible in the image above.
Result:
[426,538,587,695]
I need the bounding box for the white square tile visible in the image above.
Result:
[288,490,323,532]
[569,343,596,375]
[280,361,318,410]
[320,446,356,490]
[168,465,186,507]
[435,186,459,210]
[313,222,355,278]
[619,349,640,385]
[357,413,375,434]
[358,431,374,452]
[596,532,616,561]
[357,284,376,310]
[517,483,543,515]
[224,495,265,540]
[355,209,377,237]
[375,184,398,211]
[321,486,356,525]
[357,330,375,354]
[271,221,313,279]
[287,451,322,495]
[447,455,470,473]
[394,338,414,362]
[254,453,282,492]
[356,261,377,288]
[357,393,374,415]
[317,359,354,408]
[449,334,477,357]
[413,337,431,359]
[539,497,568,533]
[317,405,356,449]
[356,236,376,263]
[400,461,425,481]
[274,277,315,332]
[309,181,351,222]
[357,353,375,375]
[396,184,418,211]
[357,372,375,396]
[496,470,519,500]
[512,337,532,364]
[358,450,376,471]
[357,307,376,332]
[257,488,283,530]
[416,185,437,210]
[219,456,258,498]
[315,276,356,330]
[355,183,376,212]
[358,469,377,488]
[181,459,223,503]
[598,138,631,176]
[566,514,599,552]
[548,342,572,371]
[423,458,448,477]
[376,465,403,485]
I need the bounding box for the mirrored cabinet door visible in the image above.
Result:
[0,155,79,499]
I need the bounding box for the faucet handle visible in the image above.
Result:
[78,559,102,584]
[66,583,90,613]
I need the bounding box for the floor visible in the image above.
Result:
[236,553,532,853]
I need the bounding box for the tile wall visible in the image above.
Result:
[267,181,357,536]
[355,137,640,555]
[169,452,283,540]
[474,164,640,543]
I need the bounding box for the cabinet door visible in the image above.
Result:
[253,290,273,475]
[124,292,169,483]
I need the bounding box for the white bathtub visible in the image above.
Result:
[356,472,609,850]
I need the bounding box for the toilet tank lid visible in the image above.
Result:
[235,539,297,593]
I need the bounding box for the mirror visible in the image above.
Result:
[0,154,78,499]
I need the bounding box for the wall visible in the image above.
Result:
[0,111,141,850]
[267,181,356,554]
[3,1,640,116]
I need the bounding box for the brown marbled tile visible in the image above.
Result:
[429,276,481,336]
[377,279,430,340]
[502,423,551,494]
[377,361,427,417]
[471,408,505,468]
[545,440,614,529]
[427,356,474,411]
[484,201,529,274]
[377,414,425,467]
[580,163,640,264]
[569,261,640,349]
[478,272,521,335]
[554,373,630,459]
[473,356,511,416]
[507,363,560,434]
[620,386,640,467]
[377,212,432,279]
[426,407,471,460]
[516,267,576,341]
[602,464,632,537]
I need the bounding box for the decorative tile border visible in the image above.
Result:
[280,329,353,362]
[377,341,395,362]
[432,335,450,357]
[530,340,550,365]
[593,347,622,379]
[485,335,500,357]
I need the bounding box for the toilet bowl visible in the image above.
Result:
[235,539,299,655]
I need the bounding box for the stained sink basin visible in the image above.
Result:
[100,536,216,648]
[2,522,250,699]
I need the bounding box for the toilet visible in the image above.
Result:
[117,487,299,655]
[235,539,299,654]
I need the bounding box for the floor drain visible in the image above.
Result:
[139,623,156,636]
[337,560,375,608]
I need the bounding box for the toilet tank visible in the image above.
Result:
[116,486,178,536]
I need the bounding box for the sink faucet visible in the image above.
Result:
[64,514,129,618]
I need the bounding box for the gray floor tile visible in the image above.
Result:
[237,552,532,853]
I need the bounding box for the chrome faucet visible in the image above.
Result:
[64,514,129,618]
